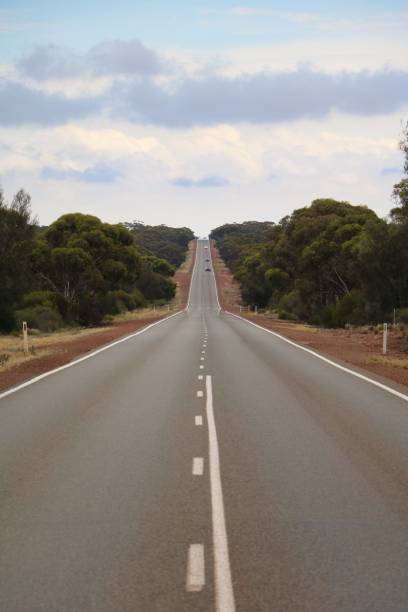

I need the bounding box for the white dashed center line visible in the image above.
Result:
[198,375,204,380]
[192,457,204,475]
[195,415,203,426]
[186,544,205,592]
[197,390,204,398]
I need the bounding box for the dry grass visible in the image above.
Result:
[0,326,111,371]
[369,356,408,370]
[0,305,172,372]
[114,306,170,322]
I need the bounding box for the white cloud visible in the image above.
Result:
[212,6,408,33]
[50,125,163,157]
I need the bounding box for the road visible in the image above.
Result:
[1,239,408,611]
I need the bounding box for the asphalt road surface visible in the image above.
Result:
[1,239,408,611]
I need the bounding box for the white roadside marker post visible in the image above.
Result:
[383,322,388,355]
[22,321,29,356]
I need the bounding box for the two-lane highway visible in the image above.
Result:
[1,239,408,611]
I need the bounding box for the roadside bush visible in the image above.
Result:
[115,289,146,310]
[21,291,57,309]
[278,309,298,321]
[319,304,336,327]
[397,308,408,324]
[0,308,16,333]
[319,290,367,328]
[76,293,104,326]
[15,306,64,332]
[139,272,176,301]
[22,291,70,320]
[100,289,147,316]
[277,290,304,320]
[100,292,124,316]
[129,289,146,309]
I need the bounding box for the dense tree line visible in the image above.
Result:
[211,123,408,327]
[0,200,194,332]
[123,222,195,268]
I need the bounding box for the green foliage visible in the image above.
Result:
[101,289,147,315]
[31,213,143,324]
[142,255,175,277]
[0,189,37,331]
[21,291,58,309]
[278,309,298,321]
[138,257,176,301]
[397,308,408,324]
[15,305,63,332]
[124,222,195,267]
[278,290,305,320]
[391,122,408,222]
[211,198,408,327]
[319,290,367,328]
[0,189,194,331]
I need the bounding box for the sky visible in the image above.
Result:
[0,1,407,235]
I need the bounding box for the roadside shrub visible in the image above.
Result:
[0,308,15,333]
[22,291,70,320]
[331,290,367,327]
[278,309,298,321]
[129,289,146,309]
[15,306,64,332]
[100,289,147,316]
[397,308,408,324]
[319,304,336,328]
[277,290,304,320]
[141,275,176,301]
[318,291,368,328]
[21,291,57,309]
[115,289,146,311]
[76,293,104,326]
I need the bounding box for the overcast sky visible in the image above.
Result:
[0,0,407,235]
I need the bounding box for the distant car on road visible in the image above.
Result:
[205,267,211,271]
[204,246,209,249]
[205,258,210,262]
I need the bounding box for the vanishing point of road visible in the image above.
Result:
[1,240,408,611]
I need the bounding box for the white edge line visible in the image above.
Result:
[208,239,221,313]
[225,311,408,403]
[187,238,199,311]
[186,544,205,592]
[0,244,200,402]
[206,375,235,611]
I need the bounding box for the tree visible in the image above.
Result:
[391,121,408,222]
[211,199,379,324]
[0,188,37,331]
[124,222,195,267]
[33,213,142,324]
